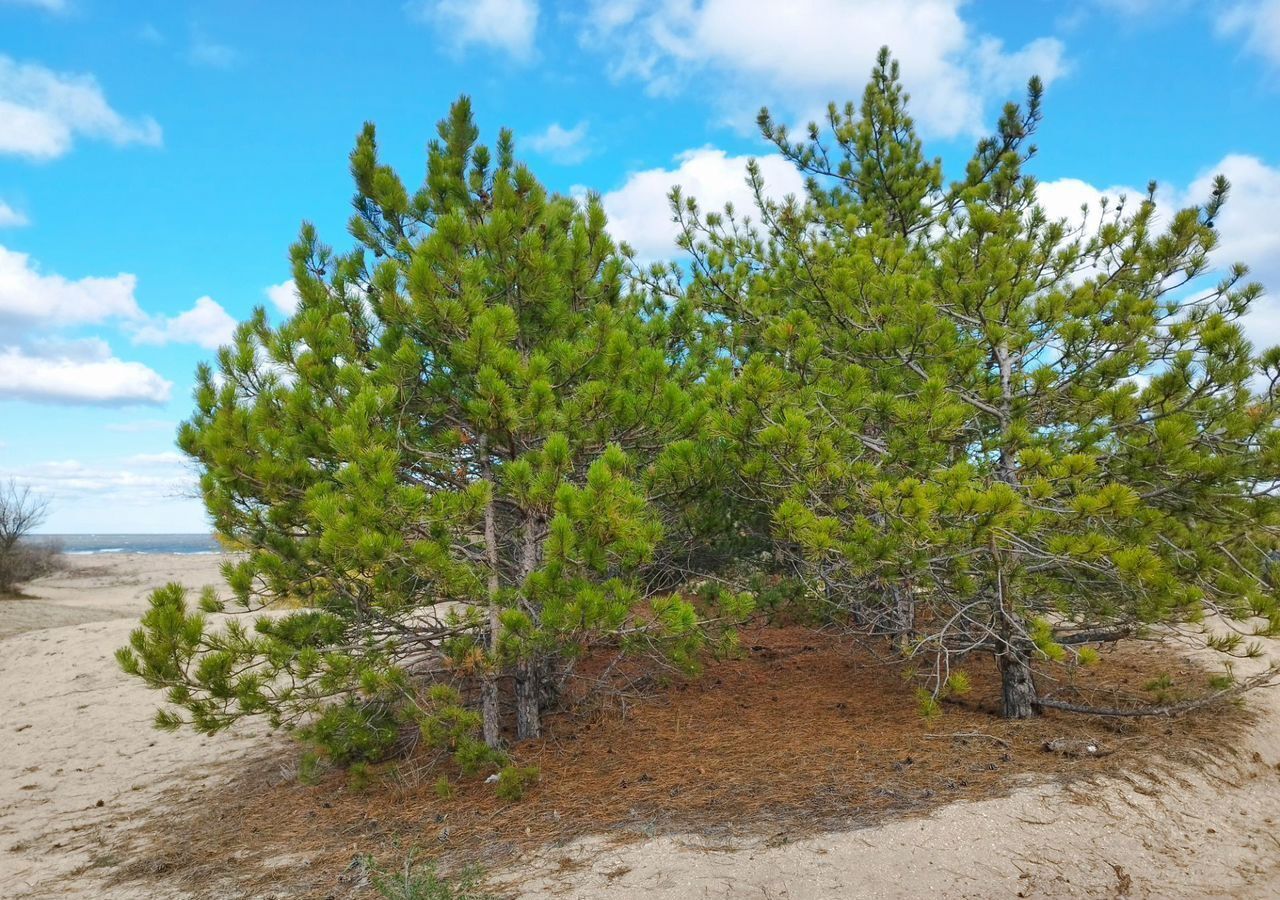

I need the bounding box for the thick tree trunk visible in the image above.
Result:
[998,643,1038,718]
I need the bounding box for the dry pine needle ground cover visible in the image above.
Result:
[109,624,1255,898]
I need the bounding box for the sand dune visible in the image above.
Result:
[3,553,1280,898]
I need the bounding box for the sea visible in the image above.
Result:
[28,534,222,555]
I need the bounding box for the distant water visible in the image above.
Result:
[28,534,222,555]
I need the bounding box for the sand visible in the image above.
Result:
[3,553,1280,898]
[0,554,263,899]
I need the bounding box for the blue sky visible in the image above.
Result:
[1,0,1279,532]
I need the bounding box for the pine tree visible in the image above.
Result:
[118,99,740,769]
[683,49,1280,717]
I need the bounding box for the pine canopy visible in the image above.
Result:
[122,52,1280,778]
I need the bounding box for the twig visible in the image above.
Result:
[922,732,1011,748]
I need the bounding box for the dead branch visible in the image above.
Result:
[1038,667,1280,718]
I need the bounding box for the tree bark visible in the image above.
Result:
[992,342,1038,718]
[514,512,546,741]
[994,343,1018,486]
[480,676,501,748]
[891,580,914,644]
[998,642,1038,718]
[991,523,1038,719]
[515,658,541,740]
[478,435,503,750]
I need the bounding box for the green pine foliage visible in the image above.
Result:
[118,98,745,773]
[121,50,1280,785]
[677,47,1280,717]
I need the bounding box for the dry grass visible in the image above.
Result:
[106,625,1255,898]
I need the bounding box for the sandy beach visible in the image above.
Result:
[0,554,264,899]
[4,553,1280,898]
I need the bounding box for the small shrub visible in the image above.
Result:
[369,856,492,900]
[747,574,831,626]
[0,540,63,595]
[1208,671,1236,692]
[299,698,402,766]
[1142,673,1183,705]
[495,765,540,801]
[348,761,372,792]
[419,685,507,776]
[434,776,454,801]
[943,671,971,697]
[0,480,55,595]
[297,751,323,785]
[915,687,942,719]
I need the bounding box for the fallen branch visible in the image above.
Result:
[922,732,1011,748]
[1038,667,1280,718]
[1054,627,1136,645]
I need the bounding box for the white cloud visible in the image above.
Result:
[265,279,300,315]
[526,121,591,164]
[131,295,237,350]
[0,343,171,405]
[580,0,1068,138]
[1035,177,1148,230]
[599,147,806,260]
[0,54,162,160]
[407,0,539,59]
[1037,154,1280,350]
[973,37,1070,98]
[0,244,142,326]
[1219,1,1280,66]
[124,451,187,466]
[1185,155,1280,348]
[0,245,178,407]
[1,456,193,508]
[0,201,27,227]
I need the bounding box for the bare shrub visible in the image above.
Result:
[0,480,58,595]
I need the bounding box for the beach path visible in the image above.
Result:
[0,554,266,899]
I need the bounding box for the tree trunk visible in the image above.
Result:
[478,435,503,750]
[515,658,541,740]
[481,676,501,748]
[514,512,546,742]
[891,580,914,644]
[994,343,1018,486]
[990,518,1037,719]
[998,643,1038,718]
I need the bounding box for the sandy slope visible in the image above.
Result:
[514,744,1280,900]
[3,554,1280,899]
[0,554,264,899]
